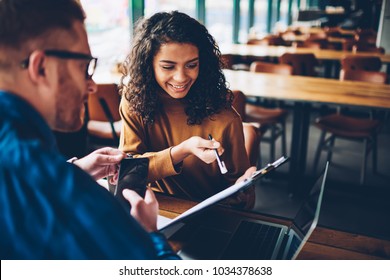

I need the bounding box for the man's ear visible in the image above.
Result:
[27,51,47,83]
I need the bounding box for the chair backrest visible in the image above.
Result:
[88,83,121,122]
[279,53,318,76]
[341,56,382,72]
[264,35,287,46]
[302,37,340,50]
[231,90,246,120]
[325,29,354,40]
[340,69,388,84]
[247,38,264,45]
[297,40,325,49]
[307,32,327,40]
[280,29,302,37]
[354,28,377,44]
[324,30,342,38]
[352,44,385,54]
[231,90,260,166]
[249,61,293,75]
[248,35,287,46]
[341,38,356,51]
[221,54,235,69]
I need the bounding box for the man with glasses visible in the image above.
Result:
[20,50,98,80]
[0,0,179,259]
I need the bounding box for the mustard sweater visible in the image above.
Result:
[119,92,250,200]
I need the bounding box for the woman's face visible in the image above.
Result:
[153,42,199,99]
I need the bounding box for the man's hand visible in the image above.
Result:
[123,187,159,232]
[72,147,125,180]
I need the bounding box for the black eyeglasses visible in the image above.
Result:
[20,50,98,79]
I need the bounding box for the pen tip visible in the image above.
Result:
[220,161,228,174]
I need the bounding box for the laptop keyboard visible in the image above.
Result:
[221,220,282,259]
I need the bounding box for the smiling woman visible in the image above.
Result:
[153,43,199,99]
[118,11,255,209]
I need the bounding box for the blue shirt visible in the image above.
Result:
[0,91,180,260]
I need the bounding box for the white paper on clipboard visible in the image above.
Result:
[158,156,289,231]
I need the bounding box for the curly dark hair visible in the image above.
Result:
[120,11,233,125]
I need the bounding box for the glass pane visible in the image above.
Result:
[205,0,233,44]
[145,0,196,18]
[80,0,130,73]
[253,0,268,38]
[276,0,290,33]
[239,0,250,43]
[292,0,300,23]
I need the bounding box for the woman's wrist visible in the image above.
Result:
[170,139,191,164]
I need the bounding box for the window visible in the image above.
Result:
[144,0,196,18]
[205,0,233,44]
[80,0,130,74]
[239,0,250,43]
[274,0,290,33]
[253,0,269,38]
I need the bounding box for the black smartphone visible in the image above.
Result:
[114,157,149,212]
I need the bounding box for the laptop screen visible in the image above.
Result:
[286,162,329,259]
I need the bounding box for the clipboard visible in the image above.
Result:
[158,156,289,231]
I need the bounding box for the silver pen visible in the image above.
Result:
[208,134,228,174]
[251,156,289,179]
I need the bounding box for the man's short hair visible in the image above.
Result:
[0,0,85,50]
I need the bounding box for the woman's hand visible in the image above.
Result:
[235,166,257,184]
[170,136,224,165]
[222,166,257,209]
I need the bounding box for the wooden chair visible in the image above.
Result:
[341,56,382,72]
[324,27,354,40]
[87,83,122,148]
[354,29,377,45]
[313,70,386,185]
[307,31,327,40]
[246,38,263,45]
[297,39,327,50]
[279,53,318,77]
[341,38,357,51]
[247,35,288,46]
[231,90,261,166]
[339,69,388,84]
[220,54,235,70]
[221,53,251,71]
[234,62,291,164]
[352,44,385,54]
[249,61,293,75]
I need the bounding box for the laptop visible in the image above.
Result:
[160,161,329,260]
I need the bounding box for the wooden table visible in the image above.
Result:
[309,27,355,34]
[157,193,390,259]
[223,69,390,188]
[282,33,349,44]
[220,44,390,77]
[224,70,390,108]
[287,26,357,36]
[220,44,390,63]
